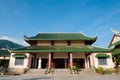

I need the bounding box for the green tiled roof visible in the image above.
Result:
[95,54,110,58]
[0,49,10,57]
[112,49,120,56]
[24,33,97,41]
[10,45,113,53]
[12,54,26,57]
[109,41,120,48]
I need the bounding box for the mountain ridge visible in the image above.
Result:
[0,39,24,49]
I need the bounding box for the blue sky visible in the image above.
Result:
[0,0,120,47]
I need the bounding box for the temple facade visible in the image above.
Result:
[8,33,114,69]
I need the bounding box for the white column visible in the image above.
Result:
[38,58,42,69]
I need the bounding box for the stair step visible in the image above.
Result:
[23,69,95,76]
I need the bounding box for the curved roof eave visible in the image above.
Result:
[10,45,113,53]
[23,33,97,41]
[111,28,120,36]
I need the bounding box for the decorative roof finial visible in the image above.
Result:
[111,28,120,36]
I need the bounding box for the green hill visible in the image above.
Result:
[0,39,23,49]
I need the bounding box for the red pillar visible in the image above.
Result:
[48,52,54,68]
[48,53,51,68]
[92,54,95,67]
[51,53,54,67]
[70,53,73,67]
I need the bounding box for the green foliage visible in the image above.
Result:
[0,60,9,68]
[116,57,120,63]
[68,66,79,74]
[95,67,113,75]
[103,69,111,74]
[95,67,104,74]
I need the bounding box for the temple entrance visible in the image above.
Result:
[54,59,66,68]
[30,57,36,69]
[73,58,85,68]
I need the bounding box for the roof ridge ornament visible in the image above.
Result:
[6,45,12,53]
[111,28,120,36]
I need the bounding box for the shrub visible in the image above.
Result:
[103,69,111,74]
[68,66,79,74]
[95,67,104,74]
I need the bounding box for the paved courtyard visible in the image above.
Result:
[0,74,120,80]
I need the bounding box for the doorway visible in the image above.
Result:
[54,59,65,68]
[30,57,36,68]
[73,58,85,68]
[41,58,48,68]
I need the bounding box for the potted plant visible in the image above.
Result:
[69,66,79,74]
[95,67,104,75]
[45,64,54,74]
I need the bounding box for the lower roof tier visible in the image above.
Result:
[112,49,120,56]
[109,40,120,48]
[10,45,113,53]
[0,49,10,57]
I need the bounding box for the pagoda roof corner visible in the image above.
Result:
[24,35,29,40]
[111,28,120,36]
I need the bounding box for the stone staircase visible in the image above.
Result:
[23,69,46,76]
[54,69,70,76]
[23,69,95,76]
[79,69,96,75]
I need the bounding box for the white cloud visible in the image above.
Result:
[0,36,29,46]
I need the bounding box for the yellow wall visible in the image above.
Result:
[36,40,85,46]
[72,52,85,58]
[36,53,49,58]
[54,52,68,58]
[54,41,68,46]
[37,41,51,46]
[70,41,85,46]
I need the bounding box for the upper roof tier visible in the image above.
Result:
[24,33,97,45]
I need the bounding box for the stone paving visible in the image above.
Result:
[0,74,120,80]
[0,69,120,80]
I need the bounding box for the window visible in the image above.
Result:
[98,57,107,65]
[15,57,24,65]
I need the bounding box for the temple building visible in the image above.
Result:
[8,32,114,69]
[109,29,120,66]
